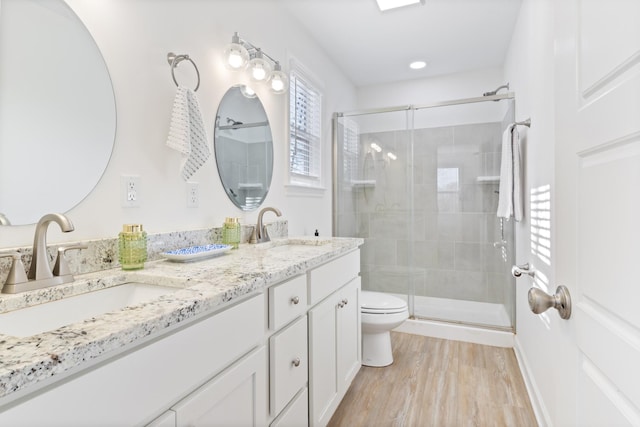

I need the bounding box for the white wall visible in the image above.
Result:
[504,0,575,426]
[0,0,357,248]
[357,67,505,111]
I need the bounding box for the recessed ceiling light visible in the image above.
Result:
[409,61,427,70]
[376,0,424,12]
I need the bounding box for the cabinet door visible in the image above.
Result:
[173,346,268,427]
[308,292,339,427]
[147,411,176,427]
[336,277,361,391]
[270,388,308,427]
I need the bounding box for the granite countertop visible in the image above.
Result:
[0,237,362,402]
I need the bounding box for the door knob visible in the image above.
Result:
[528,285,572,319]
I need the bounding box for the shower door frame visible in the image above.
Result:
[332,92,516,330]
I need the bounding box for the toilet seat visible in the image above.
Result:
[361,291,407,314]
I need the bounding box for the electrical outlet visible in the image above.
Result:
[187,182,199,207]
[121,175,140,207]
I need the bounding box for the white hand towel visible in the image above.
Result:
[497,124,523,221]
[166,86,210,181]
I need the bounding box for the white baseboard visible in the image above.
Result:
[394,318,514,348]
[513,335,551,427]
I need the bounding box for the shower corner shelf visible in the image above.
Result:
[238,183,264,190]
[476,175,500,184]
[351,180,376,189]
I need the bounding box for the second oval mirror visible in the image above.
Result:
[214,85,273,211]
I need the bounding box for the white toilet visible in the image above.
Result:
[360,291,409,367]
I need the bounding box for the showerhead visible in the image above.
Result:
[483,83,509,97]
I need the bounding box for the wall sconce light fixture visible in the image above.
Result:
[224,32,288,94]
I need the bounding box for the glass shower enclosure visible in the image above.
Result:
[333,94,516,331]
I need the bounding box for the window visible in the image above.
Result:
[289,68,322,187]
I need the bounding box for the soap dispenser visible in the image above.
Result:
[118,224,147,270]
[222,217,241,249]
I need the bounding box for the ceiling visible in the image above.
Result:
[280,0,522,87]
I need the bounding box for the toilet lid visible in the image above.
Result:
[361,291,407,313]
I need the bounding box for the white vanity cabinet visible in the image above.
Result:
[0,246,362,427]
[0,293,266,427]
[308,251,361,427]
[268,248,362,427]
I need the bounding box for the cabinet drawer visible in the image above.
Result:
[308,249,360,305]
[270,388,308,427]
[269,275,307,330]
[270,315,308,416]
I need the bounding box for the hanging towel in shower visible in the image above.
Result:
[166,86,210,181]
[497,124,523,221]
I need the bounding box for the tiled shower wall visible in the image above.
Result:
[337,121,515,308]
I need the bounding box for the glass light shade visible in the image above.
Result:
[224,33,249,70]
[268,63,288,94]
[248,49,272,82]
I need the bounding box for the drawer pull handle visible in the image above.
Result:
[342,298,348,305]
[292,357,301,367]
[291,296,300,305]
[338,302,344,308]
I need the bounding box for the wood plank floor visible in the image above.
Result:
[328,332,538,427]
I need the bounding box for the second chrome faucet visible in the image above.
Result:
[250,207,282,244]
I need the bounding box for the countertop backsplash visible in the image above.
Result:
[0,220,288,284]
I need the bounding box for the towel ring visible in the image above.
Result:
[167,52,200,92]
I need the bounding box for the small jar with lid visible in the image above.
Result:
[118,224,147,270]
[222,217,241,249]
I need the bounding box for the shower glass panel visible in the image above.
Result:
[333,96,516,331]
[334,109,415,312]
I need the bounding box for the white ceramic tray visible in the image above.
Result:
[162,244,232,262]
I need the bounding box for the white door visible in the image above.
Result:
[555,0,640,425]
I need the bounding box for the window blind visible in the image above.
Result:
[289,70,322,181]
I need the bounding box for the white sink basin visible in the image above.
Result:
[0,283,179,337]
[253,238,332,251]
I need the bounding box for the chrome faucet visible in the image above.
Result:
[2,213,83,294]
[0,213,10,226]
[250,207,282,244]
[28,213,75,281]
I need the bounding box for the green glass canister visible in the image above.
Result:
[118,224,147,270]
[222,217,241,249]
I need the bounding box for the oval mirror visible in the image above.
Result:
[0,0,116,226]
[214,85,273,211]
